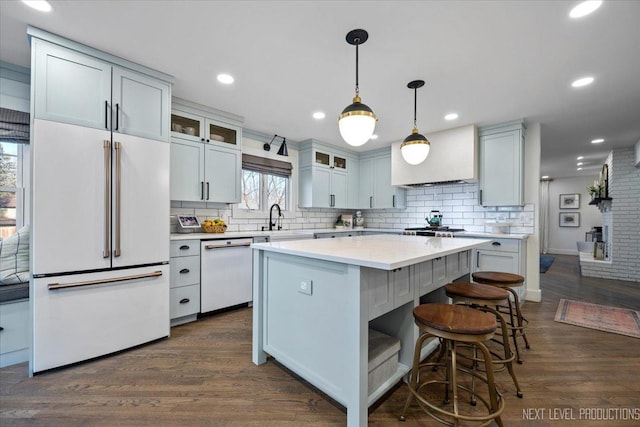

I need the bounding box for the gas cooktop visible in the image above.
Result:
[404,226,466,236]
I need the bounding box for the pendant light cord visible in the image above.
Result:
[355,38,360,97]
[413,87,418,128]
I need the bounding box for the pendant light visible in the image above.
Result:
[400,80,430,165]
[338,29,376,147]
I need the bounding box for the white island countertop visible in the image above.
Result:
[251,234,491,270]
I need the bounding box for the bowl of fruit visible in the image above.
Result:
[202,218,227,233]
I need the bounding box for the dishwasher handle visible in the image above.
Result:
[204,242,252,250]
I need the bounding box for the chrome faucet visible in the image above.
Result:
[269,203,282,231]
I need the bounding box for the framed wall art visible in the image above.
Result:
[559,212,580,227]
[559,193,580,209]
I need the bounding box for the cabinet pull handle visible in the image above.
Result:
[103,140,111,258]
[206,182,210,200]
[204,243,251,249]
[179,298,190,304]
[200,181,205,200]
[115,103,119,131]
[492,241,501,246]
[370,196,373,208]
[477,251,480,268]
[479,189,483,205]
[104,100,109,129]
[179,268,190,274]
[114,141,122,257]
[0,326,4,332]
[179,245,190,250]
[393,195,396,207]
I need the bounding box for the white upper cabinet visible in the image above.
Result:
[478,121,526,206]
[298,140,354,209]
[360,150,406,209]
[169,98,243,203]
[32,37,171,142]
[112,67,170,141]
[33,39,112,130]
[170,99,242,150]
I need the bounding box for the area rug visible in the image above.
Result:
[540,255,555,273]
[554,299,640,339]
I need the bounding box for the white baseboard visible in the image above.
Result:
[526,289,542,302]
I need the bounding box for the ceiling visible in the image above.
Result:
[2,1,639,180]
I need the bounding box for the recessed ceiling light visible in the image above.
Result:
[571,77,594,88]
[21,0,52,12]
[577,156,584,160]
[312,112,325,120]
[370,134,379,140]
[444,113,458,121]
[591,138,605,144]
[577,162,584,166]
[569,1,603,19]
[217,74,234,84]
[577,167,583,171]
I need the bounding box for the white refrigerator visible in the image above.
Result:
[31,119,170,373]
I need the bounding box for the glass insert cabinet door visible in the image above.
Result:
[171,112,202,140]
[207,120,237,146]
[171,112,238,147]
[314,151,347,170]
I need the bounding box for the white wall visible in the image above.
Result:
[581,147,640,282]
[547,176,602,255]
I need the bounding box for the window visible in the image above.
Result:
[0,141,24,238]
[238,153,292,214]
[240,170,289,210]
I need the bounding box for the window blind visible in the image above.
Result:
[0,108,30,144]
[242,153,293,177]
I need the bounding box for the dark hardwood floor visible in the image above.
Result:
[2,254,639,426]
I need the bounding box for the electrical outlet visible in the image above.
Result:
[299,280,312,295]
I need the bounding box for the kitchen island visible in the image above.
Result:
[251,234,491,427]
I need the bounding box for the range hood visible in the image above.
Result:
[391,124,478,187]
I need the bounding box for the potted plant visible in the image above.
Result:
[587,184,601,200]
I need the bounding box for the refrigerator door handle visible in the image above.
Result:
[48,270,163,290]
[114,141,122,257]
[103,140,111,258]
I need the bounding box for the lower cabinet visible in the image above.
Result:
[0,300,29,368]
[169,240,201,326]
[170,285,200,321]
[364,266,413,321]
[472,238,527,301]
[364,250,471,321]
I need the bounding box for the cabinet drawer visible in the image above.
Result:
[433,257,446,285]
[170,240,200,257]
[170,284,200,319]
[170,255,200,288]
[484,238,520,253]
[0,300,30,356]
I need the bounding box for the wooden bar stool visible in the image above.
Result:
[400,304,504,427]
[444,282,523,399]
[472,271,530,364]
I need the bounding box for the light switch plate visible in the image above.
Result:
[299,280,312,295]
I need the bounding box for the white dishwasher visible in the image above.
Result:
[200,238,253,313]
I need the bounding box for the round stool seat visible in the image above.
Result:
[472,271,524,286]
[413,303,497,336]
[445,282,510,301]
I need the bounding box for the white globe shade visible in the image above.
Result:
[338,114,376,147]
[401,142,430,165]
